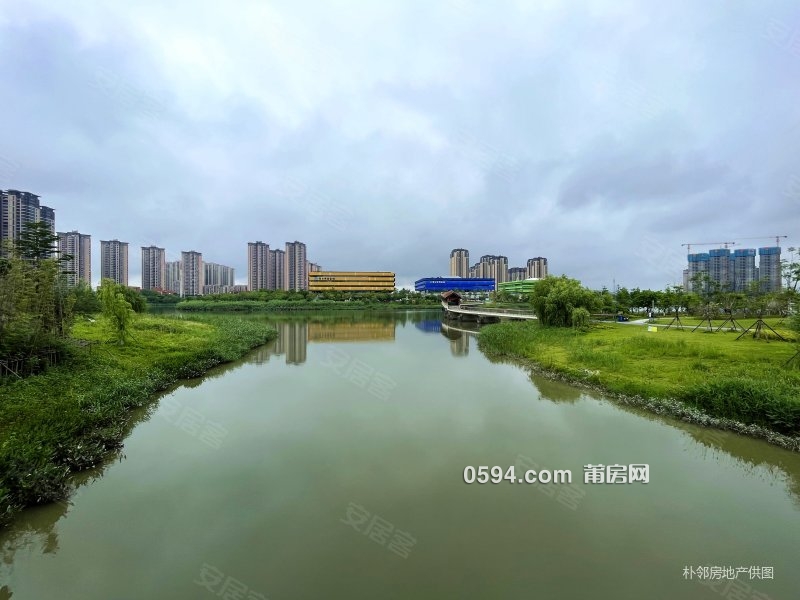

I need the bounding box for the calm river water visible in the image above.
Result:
[2,310,799,599]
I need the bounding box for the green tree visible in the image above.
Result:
[596,287,615,313]
[658,287,676,314]
[140,289,180,304]
[530,275,599,327]
[71,281,101,314]
[616,287,631,312]
[99,279,135,345]
[0,256,74,361]
[689,272,712,302]
[781,253,799,293]
[14,221,62,263]
[571,307,591,330]
[121,286,148,313]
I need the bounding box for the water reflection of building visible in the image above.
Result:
[451,333,469,356]
[308,321,395,342]
[440,322,471,356]
[282,321,308,364]
[248,321,308,365]
[249,320,396,366]
[248,345,276,365]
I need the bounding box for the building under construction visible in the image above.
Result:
[684,244,782,293]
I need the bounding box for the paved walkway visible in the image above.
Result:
[596,318,652,327]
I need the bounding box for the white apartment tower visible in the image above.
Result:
[284,241,307,291]
[1,190,56,254]
[100,239,129,285]
[180,251,203,297]
[165,260,182,294]
[270,248,285,290]
[527,257,548,279]
[449,248,469,278]
[204,262,235,287]
[248,241,270,291]
[141,245,166,291]
[57,230,91,287]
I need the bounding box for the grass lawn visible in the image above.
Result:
[478,321,800,439]
[0,313,276,526]
[650,315,792,330]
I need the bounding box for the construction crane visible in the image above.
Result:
[731,235,788,247]
[681,241,736,254]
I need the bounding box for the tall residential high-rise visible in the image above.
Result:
[141,246,166,291]
[708,248,732,291]
[57,231,91,287]
[181,251,203,297]
[1,190,56,253]
[248,241,270,291]
[39,206,55,233]
[508,267,527,281]
[100,239,129,285]
[204,262,235,287]
[687,253,709,293]
[526,257,548,279]
[493,255,509,284]
[284,241,307,291]
[758,247,782,292]
[165,260,182,294]
[270,248,285,290]
[477,255,508,283]
[307,261,321,273]
[732,249,757,292]
[449,248,469,277]
[476,255,491,279]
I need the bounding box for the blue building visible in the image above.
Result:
[758,246,782,292]
[687,253,709,293]
[414,277,496,293]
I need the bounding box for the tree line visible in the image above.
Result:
[0,222,148,369]
[492,263,800,329]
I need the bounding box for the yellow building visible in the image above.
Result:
[308,271,396,292]
[308,321,395,342]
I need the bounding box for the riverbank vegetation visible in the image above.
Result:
[176,289,441,311]
[491,256,800,322]
[478,319,800,440]
[0,313,276,527]
[479,273,800,443]
[0,224,76,375]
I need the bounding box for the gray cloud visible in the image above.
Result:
[1,0,799,290]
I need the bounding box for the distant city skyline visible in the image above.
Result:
[1,185,798,292]
[449,248,549,285]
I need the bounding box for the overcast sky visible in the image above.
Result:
[1,0,798,290]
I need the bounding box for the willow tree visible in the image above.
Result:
[529,275,599,327]
[98,279,135,345]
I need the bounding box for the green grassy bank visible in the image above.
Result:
[0,314,276,527]
[478,322,800,444]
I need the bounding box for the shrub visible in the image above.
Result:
[572,307,591,330]
[529,276,599,327]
